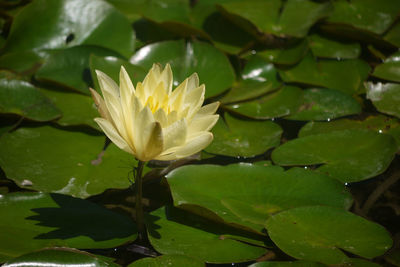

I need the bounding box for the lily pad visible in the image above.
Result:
[366,82,400,119]
[257,40,309,65]
[39,88,100,130]
[272,129,397,183]
[166,164,352,233]
[146,205,267,263]
[0,50,47,74]
[326,0,400,35]
[0,77,61,121]
[279,53,370,95]
[3,0,135,58]
[299,115,400,148]
[35,45,121,94]
[384,22,400,47]
[0,126,141,198]
[0,192,136,261]
[225,86,303,119]
[308,34,361,59]
[286,88,361,121]
[2,248,120,267]
[371,52,400,83]
[220,0,332,38]
[205,113,282,158]
[89,54,148,93]
[265,206,392,264]
[249,261,325,267]
[128,255,204,267]
[130,39,235,98]
[221,55,281,104]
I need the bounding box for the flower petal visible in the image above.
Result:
[90,88,111,121]
[169,78,188,112]
[188,114,219,134]
[161,63,173,94]
[94,118,133,154]
[197,101,220,115]
[187,73,199,91]
[154,108,168,127]
[163,118,187,150]
[134,106,155,160]
[184,84,205,120]
[142,121,163,161]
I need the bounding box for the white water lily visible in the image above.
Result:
[90,64,219,162]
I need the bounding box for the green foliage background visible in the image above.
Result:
[0,0,400,266]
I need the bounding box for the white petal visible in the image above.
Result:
[169,78,188,112]
[188,114,219,134]
[163,118,187,150]
[154,108,168,127]
[94,118,133,154]
[184,85,205,120]
[187,73,199,91]
[142,122,164,161]
[90,88,111,121]
[161,64,173,94]
[133,106,155,160]
[197,101,220,116]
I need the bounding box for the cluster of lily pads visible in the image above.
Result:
[0,0,400,266]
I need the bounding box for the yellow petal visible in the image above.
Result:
[141,122,163,161]
[161,63,173,94]
[169,78,188,112]
[187,73,199,91]
[184,85,205,120]
[154,108,168,127]
[94,118,133,154]
[133,106,155,160]
[89,88,111,121]
[188,114,219,134]
[197,101,220,115]
[163,118,187,150]
[156,131,212,161]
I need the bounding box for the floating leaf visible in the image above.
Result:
[279,53,370,95]
[89,54,148,93]
[205,113,282,158]
[35,45,121,94]
[146,206,267,263]
[272,129,397,183]
[249,261,325,267]
[299,115,400,148]
[3,0,135,57]
[371,52,400,83]
[384,22,400,47]
[326,0,400,34]
[225,86,303,119]
[167,164,352,233]
[257,40,309,65]
[128,254,204,267]
[0,126,142,198]
[286,88,361,121]
[366,82,400,119]
[130,40,235,98]
[220,0,332,38]
[308,34,361,59]
[3,248,120,267]
[0,77,61,121]
[0,192,136,261]
[40,88,100,130]
[222,55,281,104]
[265,206,392,264]
[0,50,47,74]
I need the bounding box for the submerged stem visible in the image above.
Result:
[135,160,146,241]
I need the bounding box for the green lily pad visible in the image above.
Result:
[3,248,120,267]
[299,115,400,149]
[3,0,135,58]
[0,192,136,261]
[279,53,370,95]
[265,206,392,265]
[146,205,267,263]
[371,52,400,83]
[249,261,325,267]
[0,50,47,74]
[220,0,332,38]
[0,126,142,198]
[286,88,361,121]
[225,86,303,119]
[366,82,400,119]
[384,22,400,47]
[39,88,100,130]
[130,40,235,98]
[89,54,148,93]
[106,0,190,24]
[205,113,282,158]
[222,55,281,104]
[0,77,61,121]
[35,45,121,94]
[308,34,361,59]
[256,40,309,65]
[166,163,352,233]
[272,129,397,183]
[128,255,204,267]
[326,0,400,35]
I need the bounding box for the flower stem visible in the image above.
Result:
[135,160,146,241]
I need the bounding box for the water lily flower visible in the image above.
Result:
[90,64,219,162]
